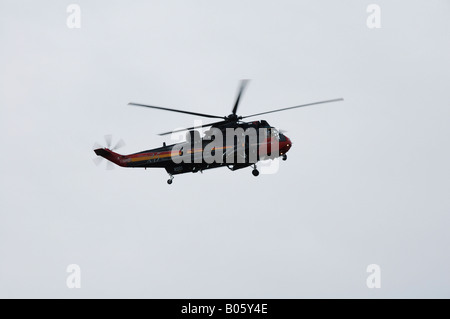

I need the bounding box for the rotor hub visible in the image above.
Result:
[226,114,239,121]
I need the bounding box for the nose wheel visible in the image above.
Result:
[282,154,287,161]
[252,164,259,177]
[167,174,174,185]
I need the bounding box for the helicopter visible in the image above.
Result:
[93,80,343,184]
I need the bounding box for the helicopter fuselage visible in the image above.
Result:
[94,120,292,177]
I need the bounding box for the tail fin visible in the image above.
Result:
[94,148,126,167]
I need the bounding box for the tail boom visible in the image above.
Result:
[94,148,127,167]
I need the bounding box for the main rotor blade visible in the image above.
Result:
[128,102,224,119]
[241,98,344,119]
[158,120,228,136]
[232,79,250,115]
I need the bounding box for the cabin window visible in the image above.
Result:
[272,128,280,140]
[266,128,279,140]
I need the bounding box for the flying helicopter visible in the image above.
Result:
[93,80,343,184]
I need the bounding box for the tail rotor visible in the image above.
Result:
[92,135,126,170]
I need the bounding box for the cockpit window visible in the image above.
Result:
[271,128,280,140]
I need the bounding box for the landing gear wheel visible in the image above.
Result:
[282,154,287,161]
[167,179,173,185]
[252,169,259,177]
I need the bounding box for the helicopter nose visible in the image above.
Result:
[281,136,292,154]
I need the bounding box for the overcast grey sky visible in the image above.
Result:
[1,0,449,298]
